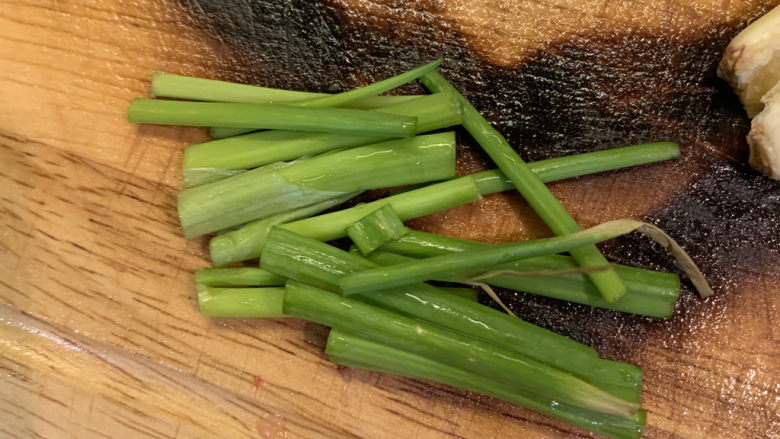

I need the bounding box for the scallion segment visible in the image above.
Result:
[347,205,408,255]
[326,330,646,439]
[210,194,358,267]
[376,233,679,318]
[260,227,641,397]
[151,74,423,106]
[184,92,461,171]
[194,267,286,287]
[208,95,425,139]
[473,141,680,195]
[283,281,638,416]
[196,284,286,318]
[209,175,481,265]
[127,99,417,138]
[178,132,456,238]
[208,142,680,265]
[420,71,626,302]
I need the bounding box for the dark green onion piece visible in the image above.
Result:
[283,281,638,416]
[326,329,646,439]
[472,141,680,195]
[194,267,286,287]
[197,284,285,318]
[347,205,408,255]
[421,71,625,302]
[127,99,417,138]
[209,94,424,139]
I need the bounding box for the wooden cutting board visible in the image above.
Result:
[1,1,778,438]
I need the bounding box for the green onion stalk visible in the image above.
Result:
[196,59,441,138]
[151,73,418,107]
[283,281,639,417]
[326,329,646,439]
[195,267,286,287]
[197,284,286,318]
[338,220,670,295]
[421,71,625,302]
[260,227,642,401]
[127,99,417,138]
[375,234,679,318]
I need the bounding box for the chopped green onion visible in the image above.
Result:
[210,127,257,139]
[260,227,641,397]
[283,281,638,416]
[294,59,441,108]
[437,287,479,302]
[151,75,422,106]
[127,99,417,138]
[421,71,626,302]
[347,205,408,255]
[179,132,456,238]
[197,284,285,318]
[326,329,646,439]
[194,267,286,287]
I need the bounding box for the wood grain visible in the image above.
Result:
[0,1,778,438]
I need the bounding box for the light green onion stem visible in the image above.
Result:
[421,71,625,302]
[202,59,440,138]
[151,72,420,108]
[197,284,286,318]
[194,267,286,287]
[437,287,479,302]
[283,281,638,417]
[179,132,456,238]
[210,193,357,267]
[326,330,646,439]
[127,99,416,138]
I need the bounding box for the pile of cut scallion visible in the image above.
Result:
[128,59,712,439]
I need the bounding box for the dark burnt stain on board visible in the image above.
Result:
[173,0,779,359]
